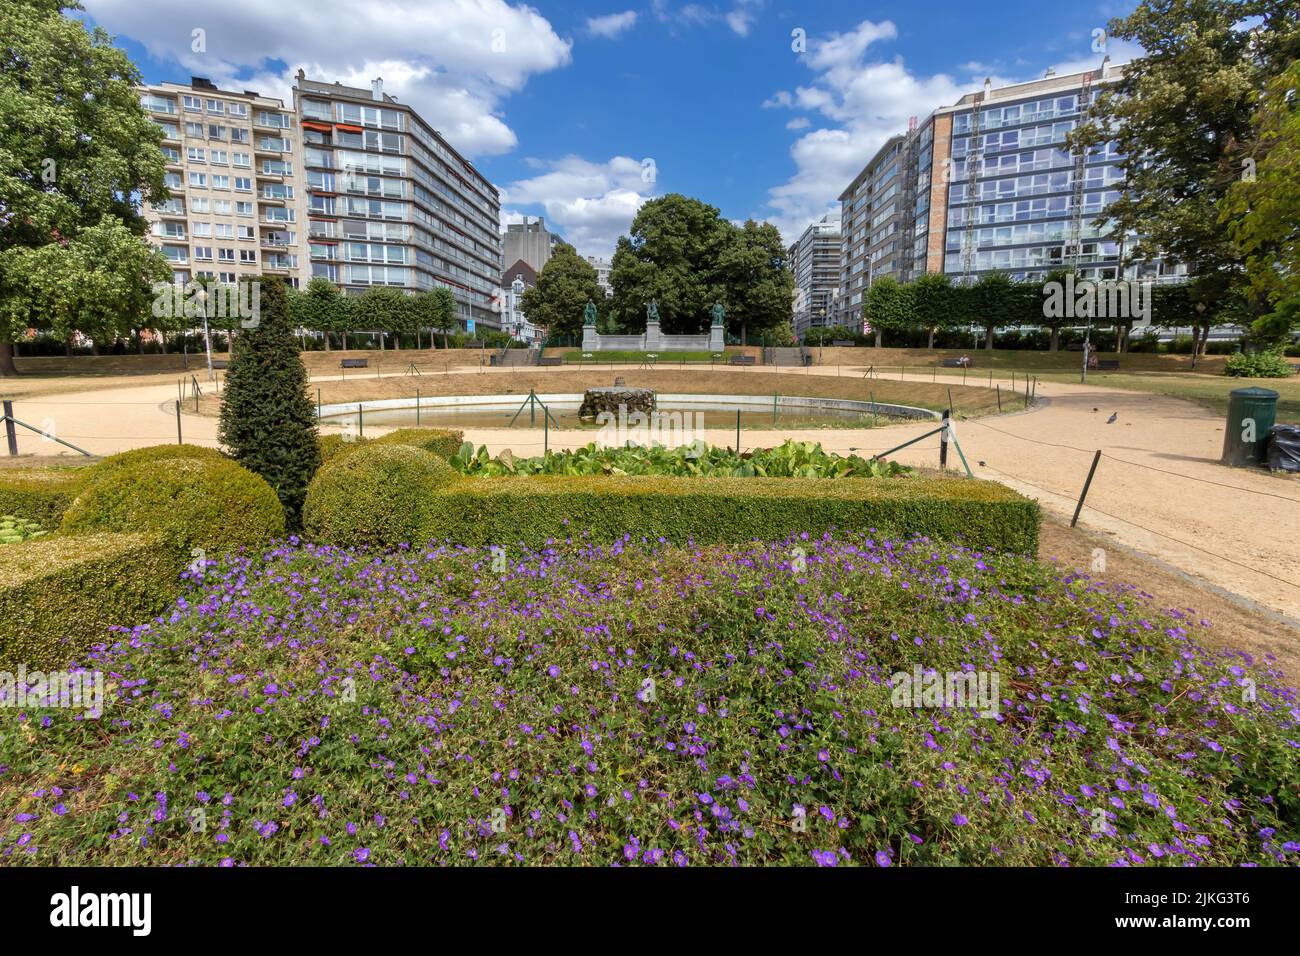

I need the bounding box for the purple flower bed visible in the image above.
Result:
[1,532,1297,866]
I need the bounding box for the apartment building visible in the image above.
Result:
[837,58,1188,319]
[836,134,904,326]
[292,72,503,332]
[789,214,841,338]
[503,217,558,274]
[586,255,613,297]
[138,77,301,288]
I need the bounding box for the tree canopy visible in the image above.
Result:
[0,0,171,373]
[519,241,602,341]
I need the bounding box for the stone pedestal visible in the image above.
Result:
[644,320,661,352]
[709,322,725,352]
[582,324,599,352]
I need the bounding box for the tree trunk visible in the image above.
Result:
[393,333,402,351]
[322,331,331,352]
[0,342,18,377]
[159,333,169,354]
[1049,326,1060,352]
[1200,320,1212,356]
[64,337,74,357]
[874,330,882,348]
[342,331,348,350]
[378,332,385,351]
[985,324,995,350]
[927,327,935,350]
[135,333,145,355]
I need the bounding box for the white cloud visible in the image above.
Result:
[785,117,810,130]
[80,0,572,157]
[587,11,638,40]
[651,0,764,36]
[500,156,656,258]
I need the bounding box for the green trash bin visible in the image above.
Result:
[1221,386,1279,467]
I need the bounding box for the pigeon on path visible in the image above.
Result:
[1106,413,1118,424]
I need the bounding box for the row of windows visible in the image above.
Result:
[950,165,1124,203]
[945,218,1110,251]
[942,239,1120,272]
[952,92,1094,134]
[186,148,253,167]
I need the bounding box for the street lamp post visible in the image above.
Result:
[197,288,214,381]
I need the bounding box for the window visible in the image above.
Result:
[256,111,290,128]
[262,159,292,176]
[219,272,237,283]
[230,128,250,144]
[191,197,209,213]
[218,248,235,262]
[236,201,254,216]
[227,102,247,118]
[188,172,207,187]
[193,246,212,260]
[183,95,202,112]
[155,121,180,140]
[209,150,228,165]
[233,152,251,168]
[234,177,252,192]
[215,223,233,239]
[141,94,177,114]
[187,147,206,163]
[164,173,183,190]
[212,199,232,215]
[161,146,181,163]
[185,122,205,138]
[192,222,212,238]
[206,99,225,114]
[240,250,257,264]
[211,175,230,190]
[208,124,226,141]
[237,225,256,240]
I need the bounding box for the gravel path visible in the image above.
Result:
[9,366,1299,620]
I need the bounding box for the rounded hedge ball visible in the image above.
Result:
[82,444,230,491]
[61,456,285,555]
[302,443,460,549]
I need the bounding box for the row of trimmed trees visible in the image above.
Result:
[854,271,1249,354]
[289,279,459,350]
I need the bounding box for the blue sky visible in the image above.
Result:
[79,0,1139,256]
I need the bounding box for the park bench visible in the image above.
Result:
[940,357,973,368]
[210,359,229,370]
[340,358,369,369]
[729,355,756,366]
[1096,359,1120,371]
[831,340,856,347]
[538,357,563,367]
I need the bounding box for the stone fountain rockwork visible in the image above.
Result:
[578,386,656,421]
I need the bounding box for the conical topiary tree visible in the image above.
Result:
[218,275,321,529]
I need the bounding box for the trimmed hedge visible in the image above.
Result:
[302,443,460,549]
[416,474,1039,553]
[0,532,183,669]
[0,467,90,529]
[319,433,367,464]
[371,427,464,460]
[61,456,285,556]
[83,444,229,486]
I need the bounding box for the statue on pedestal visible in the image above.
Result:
[711,302,725,327]
[583,301,597,327]
[646,300,660,324]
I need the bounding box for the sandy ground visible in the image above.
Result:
[7,364,1300,631]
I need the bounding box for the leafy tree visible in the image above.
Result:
[1223,59,1300,339]
[609,194,731,334]
[1,217,170,356]
[962,273,1022,351]
[717,219,794,345]
[0,0,170,374]
[217,276,320,529]
[291,277,347,351]
[910,272,956,349]
[863,277,914,347]
[1072,0,1300,317]
[519,242,601,341]
[353,286,417,350]
[415,286,457,349]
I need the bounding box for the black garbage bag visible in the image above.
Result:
[1266,423,1300,473]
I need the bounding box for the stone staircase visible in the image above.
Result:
[767,347,806,367]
